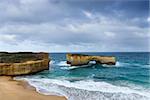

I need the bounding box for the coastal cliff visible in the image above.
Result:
[0,52,50,75]
[66,53,116,66]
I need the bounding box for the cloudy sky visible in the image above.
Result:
[0,0,149,52]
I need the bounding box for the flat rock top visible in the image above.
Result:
[0,52,48,63]
[67,53,115,57]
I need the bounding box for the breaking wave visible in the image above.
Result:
[56,61,92,70]
[51,60,150,69]
[15,77,150,100]
[56,61,70,67]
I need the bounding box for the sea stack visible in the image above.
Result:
[66,53,116,66]
[0,52,50,76]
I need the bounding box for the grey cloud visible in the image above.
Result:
[0,0,74,24]
[0,0,149,52]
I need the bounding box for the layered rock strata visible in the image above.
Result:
[0,52,50,75]
[66,53,116,66]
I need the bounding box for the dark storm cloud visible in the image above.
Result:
[0,0,149,52]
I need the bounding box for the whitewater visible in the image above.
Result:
[15,52,150,100]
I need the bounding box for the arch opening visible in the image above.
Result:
[88,60,97,65]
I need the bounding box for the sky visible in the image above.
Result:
[0,0,149,52]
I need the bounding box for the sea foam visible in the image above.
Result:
[56,61,70,67]
[15,77,150,100]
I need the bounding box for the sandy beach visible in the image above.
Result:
[0,76,67,100]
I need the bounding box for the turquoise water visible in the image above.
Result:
[16,52,150,100]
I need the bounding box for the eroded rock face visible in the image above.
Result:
[0,52,50,76]
[66,53,116,66]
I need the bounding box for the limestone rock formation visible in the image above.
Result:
[66,53,116,66]
[0,52,50,75]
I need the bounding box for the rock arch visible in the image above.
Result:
[66,53,116,66]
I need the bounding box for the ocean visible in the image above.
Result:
[15,52,150,100]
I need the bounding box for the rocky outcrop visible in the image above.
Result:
[0,52,50,76]
[66,53,116,66]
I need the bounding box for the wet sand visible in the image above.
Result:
[0,76,67,100]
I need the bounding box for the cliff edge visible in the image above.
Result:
[0,52,50,76]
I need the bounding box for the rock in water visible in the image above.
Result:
[66,53,116,66]
[0,52,50,76]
